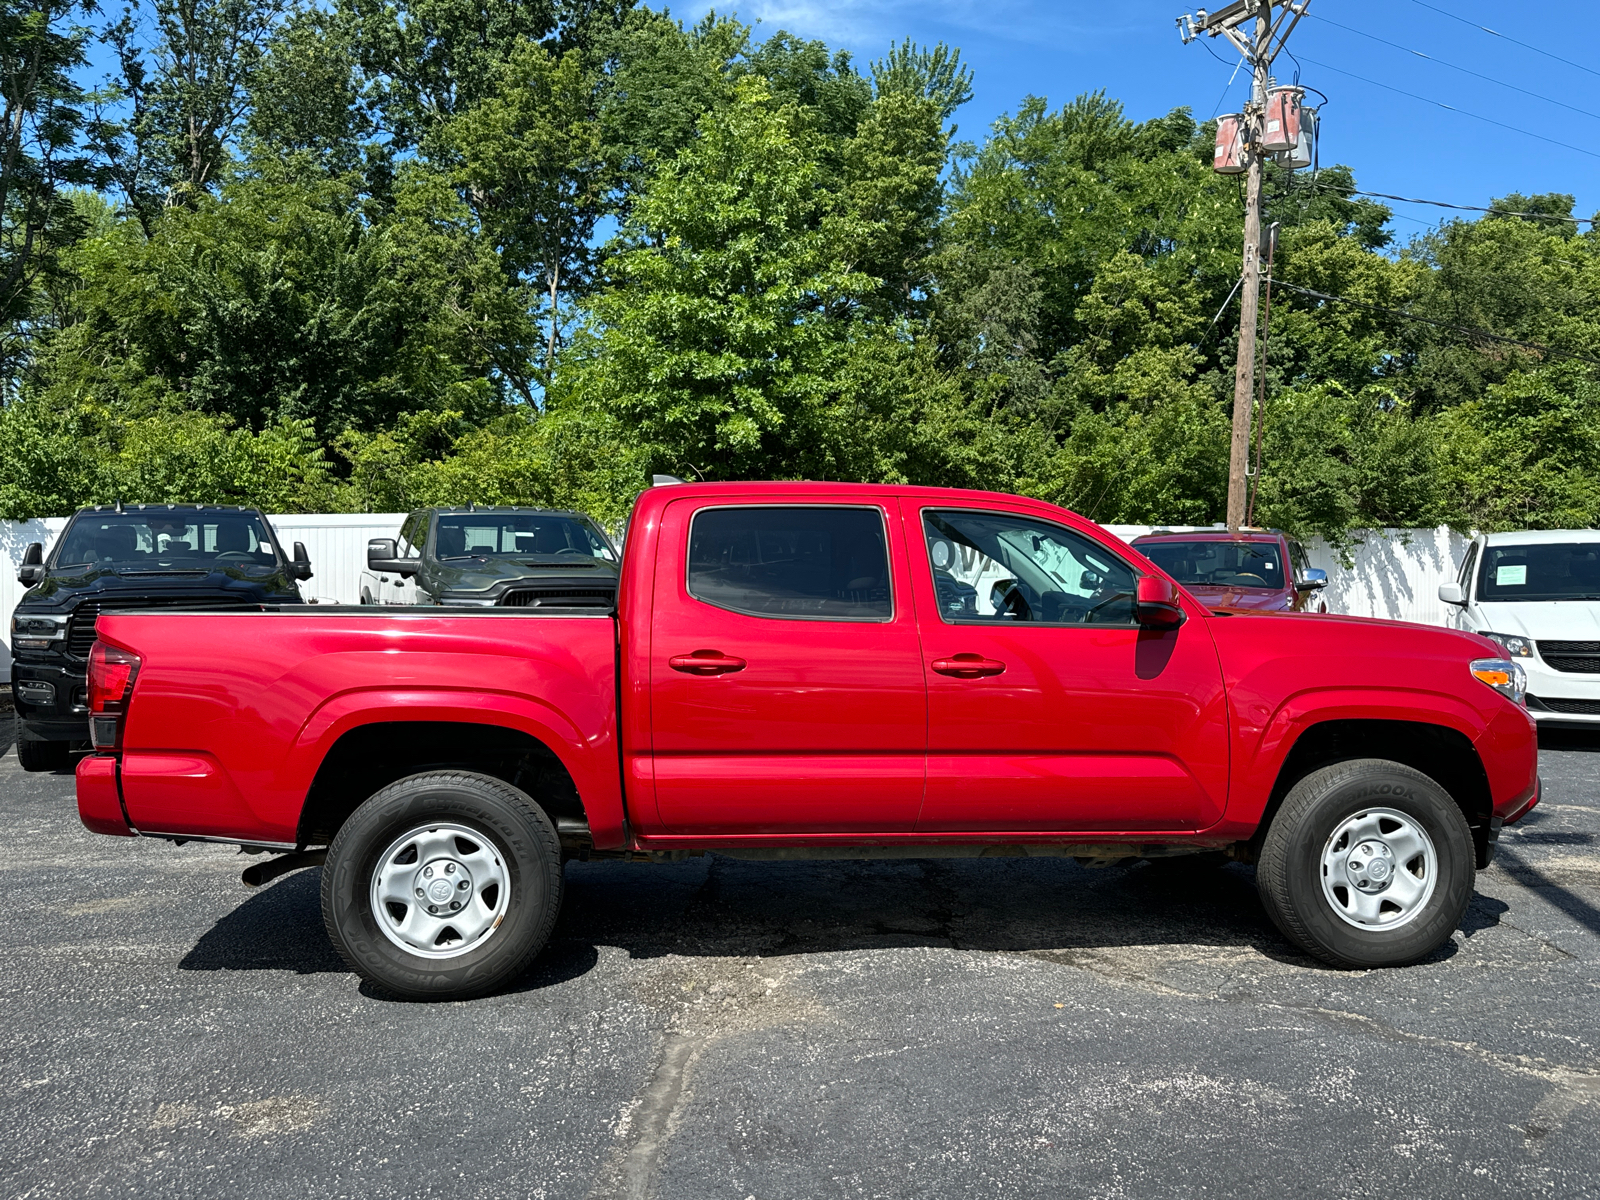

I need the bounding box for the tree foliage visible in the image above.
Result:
[2,1,1600,543]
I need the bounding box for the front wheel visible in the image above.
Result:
[1256,759,1474,968]
[321,771,563,1000]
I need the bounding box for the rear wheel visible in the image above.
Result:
[1256,759,1473,968]
[321,771,563,1000]
[15,723,71,772]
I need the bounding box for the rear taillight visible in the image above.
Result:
[87,641,141,749]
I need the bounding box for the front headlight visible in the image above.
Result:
[11,613,65,649]
[1481,631,1534,658]
[1471,658,1528,706]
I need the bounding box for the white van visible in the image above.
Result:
[1440,530,1600,725]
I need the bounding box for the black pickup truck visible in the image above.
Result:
[361,506,620,608]
[9,504,310,770]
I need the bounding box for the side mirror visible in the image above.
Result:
[1295,567,1328,591]
[367,538,417,577]
[17,542,44,586]
[290,541,313,581]
[1438,581,1466,606]
[1135,575,1187,630]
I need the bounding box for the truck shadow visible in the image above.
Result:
[546,855,1473,974]
[180,870,344,974]
[181,854,1489,988]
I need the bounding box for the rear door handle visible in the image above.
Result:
[669,650,748,676]
[932,654,1006,678]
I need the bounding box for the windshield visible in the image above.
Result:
[52,512,280,572]
[1477,542,1600,602]
[434,513,616,562]
[1137,540,1285,590]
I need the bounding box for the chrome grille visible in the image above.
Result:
[1530,694,1600,715]
[1537,640,1600,674]
[498,589,615,609]
[65,596,259,656]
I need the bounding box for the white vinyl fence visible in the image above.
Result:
[0,512,1474,673]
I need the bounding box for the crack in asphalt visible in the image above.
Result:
[586,1033,702,1200]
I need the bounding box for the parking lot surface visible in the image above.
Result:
[2,730,1598,1199]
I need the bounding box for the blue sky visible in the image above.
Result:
[667,0,1600,240]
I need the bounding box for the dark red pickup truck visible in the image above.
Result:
[76,483,1539,998]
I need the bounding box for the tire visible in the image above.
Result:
[1257,759,1474,968]
[16,726,71,772]
[321,771,564,1000]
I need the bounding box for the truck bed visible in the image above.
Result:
[96,608,623,847]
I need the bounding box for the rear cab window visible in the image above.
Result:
[686,506,893,621]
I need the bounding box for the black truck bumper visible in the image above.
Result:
[9,659,88,743]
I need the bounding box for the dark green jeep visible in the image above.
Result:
[361,507,619,608]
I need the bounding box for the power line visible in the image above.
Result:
[1307,13,1600,124]
[1272,280,1600,366]
[1198,37,1246,117]
[1295,55,1600,162]
[1305,181,1594,225]
[1408,0,1600,82]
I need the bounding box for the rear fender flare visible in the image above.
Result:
[291,688,625,847]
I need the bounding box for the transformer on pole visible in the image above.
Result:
[1177,0,1313,534]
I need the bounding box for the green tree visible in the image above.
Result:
[0,0,108,380]
[556,76,941,488]
[103,0,287,226]
[32,168,533,432]
[244,5,375,181]
[443,40,604,384]
[1434,363,1600,531]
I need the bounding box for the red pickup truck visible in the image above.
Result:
[76,482,1539,999]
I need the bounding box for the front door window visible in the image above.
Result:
[924,510,1137,625]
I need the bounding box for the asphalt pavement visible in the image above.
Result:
[2,727,1599,1199]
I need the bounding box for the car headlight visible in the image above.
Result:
[1481,631,1535,659]
[1471,658,1528,706]
[11,614,65,649]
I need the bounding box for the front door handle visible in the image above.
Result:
[669,650,747,676]
[932,653,1006,678]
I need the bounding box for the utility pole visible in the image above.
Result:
[1178,1,1310,532]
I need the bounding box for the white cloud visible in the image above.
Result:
[666,1,1151,55]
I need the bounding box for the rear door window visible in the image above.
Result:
[687,507,892,620]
